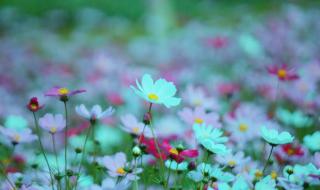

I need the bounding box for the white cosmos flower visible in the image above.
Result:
[75,104,114,120]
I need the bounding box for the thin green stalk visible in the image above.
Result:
[165,160,173,189]
[73,124,93,190]
[0,162,16,190]
[133,158,139,190]
[262,145,274,174]
[52,134,62,190]
[63,101,69,190]
[32,112,55,190]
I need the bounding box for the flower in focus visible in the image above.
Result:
[131,74,181,108]
[267,64,299,81]
[260,126,294,145]
[98,152,142,181]
[0,127,36,145]
[27,97,43,112]
[75,104,114,122]
[303,131,320,151]
[193,123,229,155]
[38,113,66,134]
[178,107,221,128]
[165,160,188,171]
[120,114,152,138]
[45,86,86,101]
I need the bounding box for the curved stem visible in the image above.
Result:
[32,112,55,190]
[262,145,274,174]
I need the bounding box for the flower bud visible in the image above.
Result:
[143,112,152,125]
[132,146,142,157]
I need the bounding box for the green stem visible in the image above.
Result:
[133,158,139,190]
[32,112,55,190]
[63,101,69,190]
[73,124,93,190]
[0,162,16,190]
[262,145,274,174]
[165,160,173,189]
[52,134,62,190]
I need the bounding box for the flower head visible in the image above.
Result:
[131,74,181,108]
[162,141,198,163]
[260,126,294,145]
[120,114,152,138]
[39,113,66,134]
[75,104,114,122]
[178,107,221,128]
[0,127,36,145]
[304,131,320,151]
[27,97,43,112]
[267,64,299,81]
[165,160,188,171]
[45,86,86,101]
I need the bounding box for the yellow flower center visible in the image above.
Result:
[148,93,159,101]
[239,123,248,132]
[228,160,236,167]
[271,171,277,179]
[13,134,20,142]
[193,99,203,106]
[58,88,69,95]
[194,118,203,124]
[30,104,37,110]
[255,170,263,179]
[169,148,179,155]
[50,127,57,134]
[132,127,139,134]
[277,69,287,78]
[116,167,126,175]
[287,148,294,155]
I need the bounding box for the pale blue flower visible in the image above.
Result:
[260,126,294,145]
[165,160,188,171]
[276,108,312,128]
[193,123,229,155]
[75,104,114,121]
[255,176,276,190]
[303,131,320,151]
[187,163,234,183]
[131,74,181,108]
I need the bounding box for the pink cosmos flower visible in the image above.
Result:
[274,143,307,164]
[39,113,66,134]
[267,64,299,81]
[162,140,198,163]
[0,127,36,145]
[120,114,152,138]
[45,86,86,98]
[27,97,44,112]
[178,107,221,128]
[98,152,142,181]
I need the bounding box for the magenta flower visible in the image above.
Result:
[45,86,86,101]
[178,107,221,128]
[267,64,299,81]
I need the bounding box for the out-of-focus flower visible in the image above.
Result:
[267,64,299,81]
[260,126,294,145]
[283,163,320,186]
[4,115,28,130]
[188,163,234,183]
[120,114,152,138]
[255,175,277,190]
[130,74,181,108]
[193,123,229,155]
[140,136,167,160]
[162,141,198,163]
[274,144,306,164]
[182,85,219,110]
[178,107,221,128]
[0,127,36,145]
[87,178,130,190]
[98,152,142,181]
[216,151,250,172]
[165,160,188,171]
[75,104,114,122]
[314,152,320,168]
[27,97,43,112]
[38,113,66,134]
[45,86,86,101]
[205,36,228,49]
[303,131,320,151]
[276,108,313,128]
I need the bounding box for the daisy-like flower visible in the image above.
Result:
[188,163,234,183]
[283,163,320,186]
[75,104,114,122]
[274,144,306,164]
[303,131,320,151]
[260,126,294,146]
[182,85,219,110]
[0,127,36,145]
[178,107,221,128]
[255,175,277,190]
[276,108,313,128]
[193,123,229,155]
[45,86,86,101]
[27,97,43,112]
[216,151,250,172]
[98,152,142,181]
[130,74,181,108]
[162,141,198,163]
[165,160,188,171]
[38,113,66,134]
[120,114,152,138]
[267,64,299,81]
